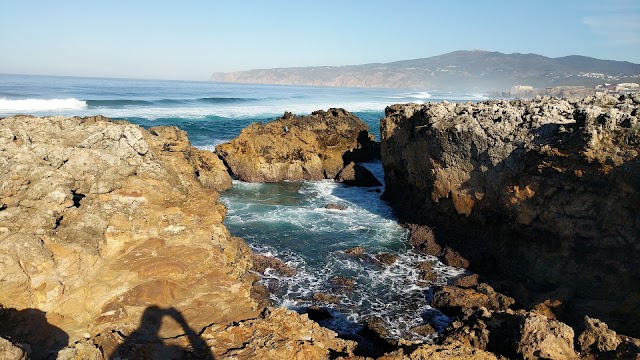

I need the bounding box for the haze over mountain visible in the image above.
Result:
[210,50,640,91]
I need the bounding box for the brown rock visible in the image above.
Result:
[578,316,621,354]
[375,253,399,266]
[0,336,29,360]
[335,161,382,187]
[312,292,341,304]
[344,246,366,256]
[406,224,441,256]
[0,116,260,357]
[379,342,499,360]
[216,108,377,182]
[441,247,470,268]
[431,284,515,317]
[252,254,297,277]
[453,274,480,288]
[417,261,438,282]
[364,316,390,339]
[330,276,355,291]
[410,324,437,337]
[325,203,348,210]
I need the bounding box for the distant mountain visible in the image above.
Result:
[209,50,640,91]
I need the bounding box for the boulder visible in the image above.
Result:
[325,203,348,210]
[375,253,399,266]
[431,284,515,317]
[381,95,640,336]
[252,254,297,277]
[578,316,621,354]
[216,108,378,182]
[335,162,382,187]
[405,224,441,256]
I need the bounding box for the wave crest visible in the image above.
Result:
[0,98,87,112]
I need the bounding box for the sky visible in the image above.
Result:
[1,0,639,81]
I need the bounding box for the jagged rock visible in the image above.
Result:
[312,292,341,304]
[379,342,499,360]
[335,161,382,187]
[578,316,621,354]
[453,274,480,288]
[375,253,399,266]
[417,261,438,283]
[0,336,29,360]
[325,203,348,210]
[405,224,441,256]
[344,246,366,256]
[431,284,514,317]
[252,254,297,277]
[441,246,470,268]
[201,308,356,359]
[381,95,640,336]
[441,309,578,360]
[216,108,377,182]
[410,324,437,337]
[56,340,103,360]
[330,276,355,291]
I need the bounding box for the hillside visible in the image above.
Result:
[210,50,640,91]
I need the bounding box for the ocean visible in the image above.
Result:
[0,73,484,340]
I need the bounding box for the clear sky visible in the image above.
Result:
[1,0,638,81]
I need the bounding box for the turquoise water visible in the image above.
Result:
[0,74,475,339]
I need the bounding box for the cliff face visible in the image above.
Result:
[380,94,640,336]
[0,115,355,359]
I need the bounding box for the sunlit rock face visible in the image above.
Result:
[380,94,640,337]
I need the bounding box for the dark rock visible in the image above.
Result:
[306,306,334,321]
[364,316,390,339]
[441,247,470,268]
[325,203,348,210]
[417,261,438,283]
[335,162,382,187]
[252,255,297,277]
[374,253,399,266]
[406,223,441,256]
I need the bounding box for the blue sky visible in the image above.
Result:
[1,0,638,80]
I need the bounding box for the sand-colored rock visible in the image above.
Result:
[431,284,515,316]
[379,342,499,360]
[216,108,378,182]
[381,94,640,336]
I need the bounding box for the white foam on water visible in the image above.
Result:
[0,98,87,112]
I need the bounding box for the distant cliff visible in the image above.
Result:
[210,50,640,91]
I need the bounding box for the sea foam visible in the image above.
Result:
[0,98,87,112]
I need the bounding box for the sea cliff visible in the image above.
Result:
[380,94,640,338]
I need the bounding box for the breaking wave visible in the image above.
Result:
[0,98,87,112]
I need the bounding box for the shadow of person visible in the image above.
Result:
[110,306,214,360]
[0,306,69,359]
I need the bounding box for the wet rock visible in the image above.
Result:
[441,247,470,268]
[250,281,273,308]
[375,253,399,266]
[578,316,621,354]
[330,276,355,291]
[364,316,390,340]
[453,274,480,288]
[305,306,334,321]
[325,203,348,210]
[252,254,297,277]
[344,246,366,256]
[410,324,437,337]
[313,292,341,304]
[335,162,382,187]
[216,108,377,182]
[431,284,515,317]
[405,223,441,256]
[417,261,438,283]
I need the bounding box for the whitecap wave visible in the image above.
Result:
[0,98,87,112]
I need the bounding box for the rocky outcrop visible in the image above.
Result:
[216,109,379,183]
[381,94,640,336]
[0,115,354,359]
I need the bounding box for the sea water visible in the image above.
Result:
[0,73,481,339]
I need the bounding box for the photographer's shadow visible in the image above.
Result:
[110,306,214,360]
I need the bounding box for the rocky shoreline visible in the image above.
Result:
[1,94,639,359]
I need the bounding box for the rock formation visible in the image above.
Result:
[0,115,355,359]
[216,109,379,184]
[380,94,640,337]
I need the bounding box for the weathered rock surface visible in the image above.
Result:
[251,254,297,277]
[431,284,515,317]
[381,94,640,336]
[0,115,353,359]
[216,108,379,183]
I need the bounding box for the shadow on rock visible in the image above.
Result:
[0,306,69,359]
[110,306,214,360]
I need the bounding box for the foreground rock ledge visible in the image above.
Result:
[216,108,379,183]
[0,115,355,359]
[381,94,640,337]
